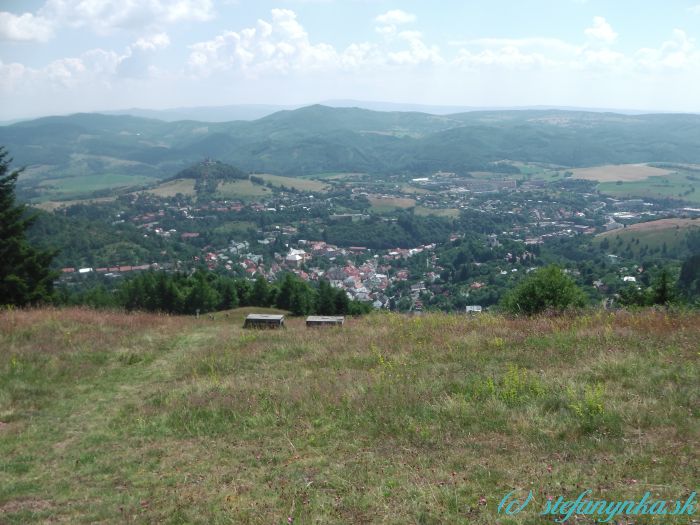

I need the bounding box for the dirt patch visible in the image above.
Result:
[0,498,53,514]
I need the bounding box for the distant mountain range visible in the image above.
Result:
[4,100,682,126]
[2,105,700,186]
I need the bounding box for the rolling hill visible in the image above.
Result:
[3,106,700,200]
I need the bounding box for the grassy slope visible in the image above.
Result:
[1,308,698,524]
[594,218,700,256]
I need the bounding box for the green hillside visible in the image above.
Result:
[3,106,700,201]
[1,308,697,523]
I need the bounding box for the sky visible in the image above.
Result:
[1,0,700,120]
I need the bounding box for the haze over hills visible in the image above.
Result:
[3,100,684,126]
[3,105,700,191]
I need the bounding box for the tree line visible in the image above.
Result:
[55,270,372,317]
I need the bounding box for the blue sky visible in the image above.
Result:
[1,0,700,119]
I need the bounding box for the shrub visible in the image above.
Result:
[501,265,587,315]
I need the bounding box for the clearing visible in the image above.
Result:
[217,179,272,200]
[571,163,673,182]
[0,307,697,524]
[144,178,196,198]
[368,195,416,212]
[252,174,329,192]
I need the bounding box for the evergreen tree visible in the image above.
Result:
[650,268,677,306]
[215,277,239,310]
[288,279,315,316]
[0,148,57,306]
[234,279,252,306]
[251,275,271,307]
[679,254,700,300]
[184,272,220,314]
[275,273,296,311]
[316,279,336,315]
[333,287,350,315]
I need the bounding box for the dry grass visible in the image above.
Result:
[253,174,329,193]
[368,195,416,212]
[598,217,700,236]
[570,163,673,182]
[32,196,117,212]
[0,308,698,524]
[144,178,196,198]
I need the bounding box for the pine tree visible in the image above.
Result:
[0,148,57,306]
[333,287,350,315]
[316,279,336,315]
[251,275,271,307]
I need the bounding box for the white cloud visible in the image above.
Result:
[454,46,557,69]
[374,9,416,38]
[689,4,700,14]
[188,9,338,76]
[0,31,172,95]
[584,16,618,43]
[375,10,416,25]
[387,31,442,66]
[188,9,443,76]
[0,0,215,39]
[132,32,171,51]
[635,29,700,70]
[0,11,53,42]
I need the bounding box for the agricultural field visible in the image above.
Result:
[217,180,272,200]
[595,218,700,257]
[144,178,196,198]
[399,184,433,195]
[570,163,673,182]
[368,195,416,213]
[253,174,329,192]
[32,196,117,212]
[597,172,700,204]
[33,174,155,201]
[1,308,697,524]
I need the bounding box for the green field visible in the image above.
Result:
[34,174,155,201]
[217,180,272,200]
[399,184,433,195]
[368,196,416,213]
[597,172,700,204]
[254,174,329,192]
[1,308,698,523]
[145,178,196,198]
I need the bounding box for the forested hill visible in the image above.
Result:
[2,105,700,180]
[167,160,248,182]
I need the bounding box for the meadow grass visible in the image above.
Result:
[597,172,700,204]
[217,180,272,201]
[145,179,197,198]
[35,174,156,201]
[252,175,329,193]
[0,308,698,524]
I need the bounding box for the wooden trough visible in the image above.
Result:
[306,315,345,327]
[243,314,285,329]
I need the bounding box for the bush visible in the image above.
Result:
[501,265,587,315]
